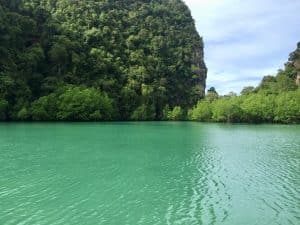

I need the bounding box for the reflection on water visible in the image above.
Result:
[0,123,299,225]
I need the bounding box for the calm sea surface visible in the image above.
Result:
[0,122,299,225]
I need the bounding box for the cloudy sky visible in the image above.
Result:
[183,0,300,94]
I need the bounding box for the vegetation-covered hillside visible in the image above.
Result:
[188,43,300,124]
[0,0,206,121]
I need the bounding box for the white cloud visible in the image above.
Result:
[183,0,300,94]
[206,66,279,94]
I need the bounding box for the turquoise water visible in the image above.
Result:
[0,123,299,225]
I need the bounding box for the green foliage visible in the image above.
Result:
[211,97,243,123]
[56,86,114,121]
[257,70,297,94]
[31,93,58,121]
[0,99,8,120]
[188,101,212,121]
[276,72,297,92]
[130,104,155,121]
[258,76,277,92]
[1,1,298,123]
[188,43,300,124]
[16,107,30,120]
[241,94,276,123]
[206,87,219,102]
[241,86,255,95]
[188,89,299,124]
[163,106,185,121]
[30,86,114,121]
[0,0,206,121]
[274,90,300,123]
[208,87,217,93]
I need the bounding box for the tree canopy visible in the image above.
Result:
[188,43,300,124]
[0,0,206,121]
[1,0,298,123]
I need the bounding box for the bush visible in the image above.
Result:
[30,86,114,121]
[188,101,212,121]
[131,104,155,121]
[17,107,30,120]
[211,97,243,123]
[56,86,114,121]
[0,99,8,120]
[274,90,300,123]
[31,93,58,121]
[241,93,276,123]
[164,106,185,121]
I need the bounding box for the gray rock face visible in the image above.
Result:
[288,42,300,85]
[192,41,207,96]
[296,73,300,86]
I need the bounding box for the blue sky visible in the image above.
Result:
[183,0,300,94]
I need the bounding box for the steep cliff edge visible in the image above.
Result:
[286,42,300,85]
[0,0,206,120]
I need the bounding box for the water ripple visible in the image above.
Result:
[0,123,299,225]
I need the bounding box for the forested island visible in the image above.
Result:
[0,0,299,123]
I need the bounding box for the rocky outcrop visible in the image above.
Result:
[288,42,300,85]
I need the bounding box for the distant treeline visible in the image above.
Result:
[187,43,300,124]
[187,89,300,124]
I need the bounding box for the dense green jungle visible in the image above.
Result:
[0,0,299,123]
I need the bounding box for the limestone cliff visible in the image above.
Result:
[287,42,300,85]
[0,0,207,120]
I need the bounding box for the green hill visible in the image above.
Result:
[0,0,207,121]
